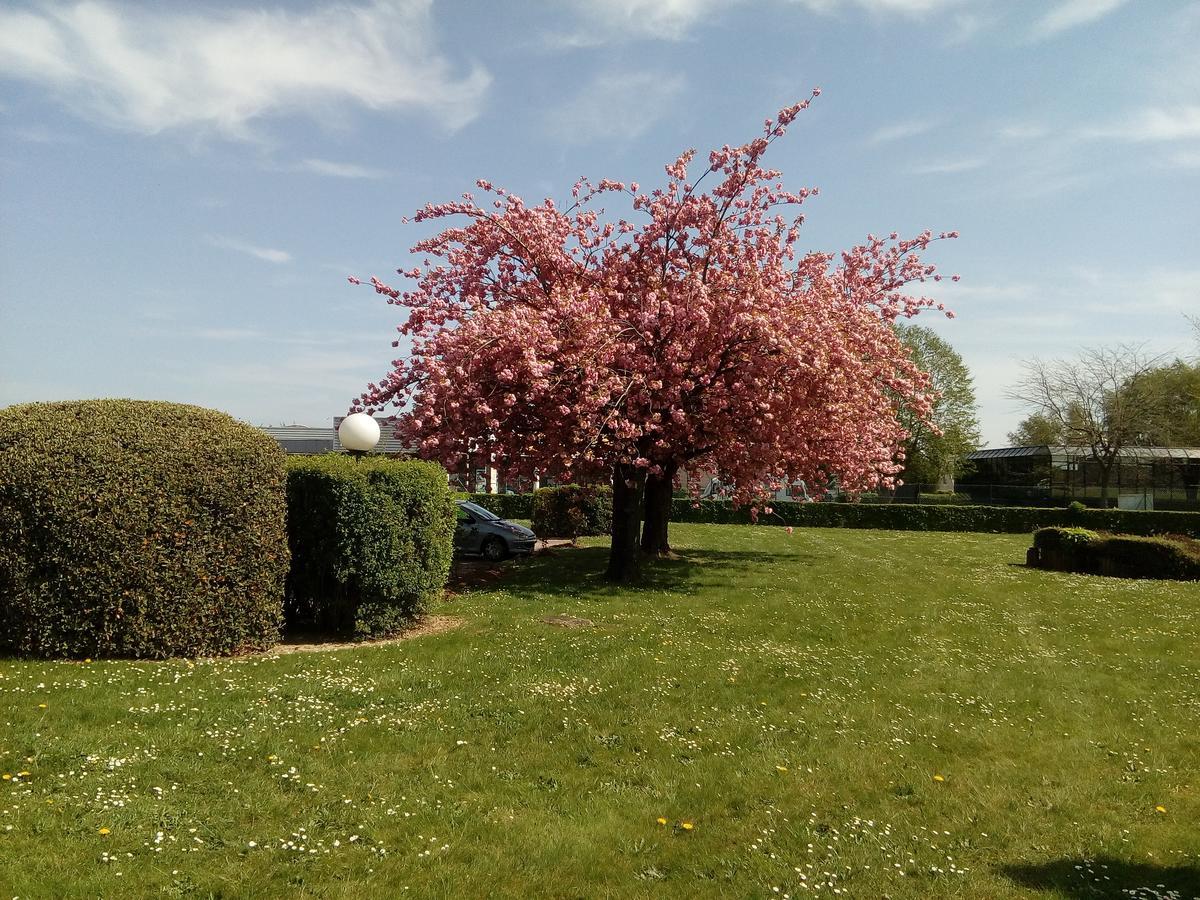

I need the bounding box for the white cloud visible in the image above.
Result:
[1030,0,1129,40]
[869,119,936,144]
[555,0,727,43]
[0,0,490,137]
[911,156,986,174]
[546,71,686,144]
[1083,107,1200,143]
[553,0,977,45]
[295,158,389,179]
[204,235,292,265]
[796,0,968,14]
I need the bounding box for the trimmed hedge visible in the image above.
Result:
[286,456,455,639]
[461,492,533,520]
[668,499,1200,537]
[0,399,289,659]
[1030,527,1200,580]
[530,485,614,540]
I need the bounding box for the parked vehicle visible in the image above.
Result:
[454,500,536,561]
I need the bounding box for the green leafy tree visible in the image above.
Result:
[895,324,982,490]
[1008,344,1167,501]
[1130,360,1200,447]
[1007,412,1065,447]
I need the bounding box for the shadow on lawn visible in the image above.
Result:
[999,857,1200,898]
[485,544,829,599]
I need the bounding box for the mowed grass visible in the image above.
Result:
[2,525,1198,899]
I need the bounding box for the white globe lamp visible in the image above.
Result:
[339,413,380,459]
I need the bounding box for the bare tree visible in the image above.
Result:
[1008,344,1167,502]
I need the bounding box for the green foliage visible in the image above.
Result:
[530,485,613,540]
[1007,412,1066,447]
[1030,527,1200,580]
[285,456,455,639]
[894,323,982,483]
[1129,359,1200,446]
[669,499,1200,537]
[0,399,288,659]
[461,492,533,520]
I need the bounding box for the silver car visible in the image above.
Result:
[454,500,536,561]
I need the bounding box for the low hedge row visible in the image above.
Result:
[530,485,614,539]
[668,499,1200,537]
[0,399,289,659]
[286,456,455,639]
[461,492,533,520]
[1030,527,1200,580]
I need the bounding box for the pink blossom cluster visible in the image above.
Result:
[352,93,955,505]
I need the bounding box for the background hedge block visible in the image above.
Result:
[530,485,613,540]
[286,456,455,639]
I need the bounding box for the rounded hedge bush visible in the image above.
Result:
[0,399,289,658]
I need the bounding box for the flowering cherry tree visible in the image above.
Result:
[352,92,957,582]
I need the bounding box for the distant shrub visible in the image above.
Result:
[1029,527,1200,580]
[531,485,613,540]
[0,399,288,659]
[461,492,533,520]
[286,456,455,639]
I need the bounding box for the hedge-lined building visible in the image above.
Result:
[959,445,1200,510]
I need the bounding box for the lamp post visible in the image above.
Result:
[338,413,380,461]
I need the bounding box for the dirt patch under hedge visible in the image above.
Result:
[268,615,465,655]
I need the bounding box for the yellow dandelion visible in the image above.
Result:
[656,817,667,826]
[775,766,788,773]
[933,774,945,782]
[37,703,47,709]
[1,774,11,781]
[83,658,91,663]
[266,754,277,761]
[98,827,111,835]
[17,771,30,777]
[1155,805,1167,814]
[681,822,694,831]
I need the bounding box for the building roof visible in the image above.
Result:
[967,445,1200,461]
[259,418,416,455]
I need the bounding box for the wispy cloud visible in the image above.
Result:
[0,0,491,138]
[549,0,728,44]
[911,156,986,175]
[204,235,292,264]
[1082,106,1200,143]
[294,158,389,179]
[796,0,971,14]
[868,119,936,144]
[1030,0,1130,40]
[545,71,686,144]
[552,0,981,45]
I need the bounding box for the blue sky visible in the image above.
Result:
[1,0,1197,447]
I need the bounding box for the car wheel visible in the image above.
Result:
[481,536,508,562]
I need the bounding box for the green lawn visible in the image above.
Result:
[2,525,1198,898]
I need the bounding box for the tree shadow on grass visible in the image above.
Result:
[468,544,830,600]
[998,857,1200,898]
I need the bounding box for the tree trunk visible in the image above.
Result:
[640,462,678,557]
[607,464,646,583]
[1099,455,1115,505]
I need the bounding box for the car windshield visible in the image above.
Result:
[459,501,500,521]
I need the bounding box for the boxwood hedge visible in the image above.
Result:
[530,485,614,540]
[0,399,289,659]
[1030,527,1200,580]
[285,456,455,639]
[668,499,1200,537]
